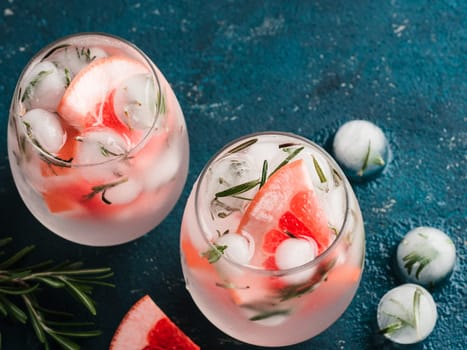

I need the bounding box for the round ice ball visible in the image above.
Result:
[215,233,252,265]
[275,238,317,285]
[397,226,456,287]
[22,109,65,154]
[332,120,388,180]
[377,284,437,344]
[21,61,67,112]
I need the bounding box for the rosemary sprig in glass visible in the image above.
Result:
[0,237,113,350]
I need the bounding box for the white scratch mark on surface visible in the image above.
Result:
[372,199,396,213]
[393,24,406,34]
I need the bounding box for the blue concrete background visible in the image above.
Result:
[0,1,465,349]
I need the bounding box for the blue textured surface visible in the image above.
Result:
[0,1,466,349]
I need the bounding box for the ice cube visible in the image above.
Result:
[113,73,158,130]
[50,46,108,76]
[21,61,67,112]
[22,109,65,154]
[102,177,142,205]
[142,142,180,191]
[74,128,130,181]
[207,155,259,214]
[275,238,317,285]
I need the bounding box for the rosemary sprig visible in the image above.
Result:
[0,237,113,350]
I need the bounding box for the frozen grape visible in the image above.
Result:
[377,284,437,344]
[21,61,67,112]
[22,109,65,154]
[332,120,388,180]
[397,226,456,287]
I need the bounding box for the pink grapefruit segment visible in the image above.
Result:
[110,295,200,350]
[237,159,332,268]
[57,55,148,131]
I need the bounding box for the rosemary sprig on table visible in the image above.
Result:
[0,237,113,350]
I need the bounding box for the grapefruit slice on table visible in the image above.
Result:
[57,55,148,131]
[110,295,200,350]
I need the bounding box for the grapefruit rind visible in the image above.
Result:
[109,295,199,350]
[57,56,148,131]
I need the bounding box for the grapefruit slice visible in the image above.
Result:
[57,55,148,131]
[110,295,200,350]
[237,159,332,269]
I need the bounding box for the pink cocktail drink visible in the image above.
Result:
[8,33,189,246]
[180,132,364,346]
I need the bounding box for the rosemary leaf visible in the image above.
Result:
[259,160,268,188]
[0,245,35,269]
[58,278,97,316]
[47,332,80,350]
[357,141,371,177]
[41,44,71,61]
[227,138,258,154]
[0,284,39,295]
[413,288,421,336]
[0,295,28,324]
[249,309,290,321]
[23,296,46,343]
[379,320,404,335]
[312,156,327,183]
[270,146,304,176]
[215,179,260,198]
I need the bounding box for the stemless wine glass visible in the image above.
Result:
[7,33,189,246]
[180,132,365,346]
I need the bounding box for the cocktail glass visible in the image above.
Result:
[7,33,189,246]
[180,132,364,346]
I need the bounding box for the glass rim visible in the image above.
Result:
[9,32,162,168]
[194,131,352,276]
